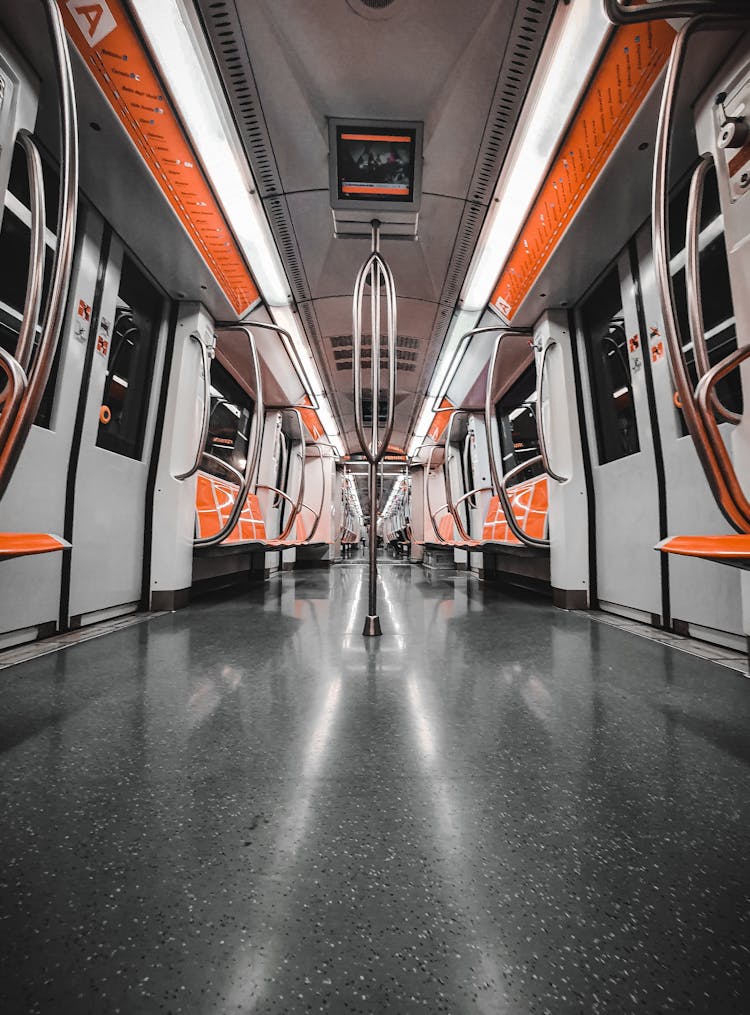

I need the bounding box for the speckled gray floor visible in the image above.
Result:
[1,565,749,1014]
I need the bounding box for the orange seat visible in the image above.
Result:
[657,534,750,570]
[0,532,70,560]
[482,475,549,544]
[195,471,267,543]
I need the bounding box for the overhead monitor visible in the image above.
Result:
[329,119,423,214]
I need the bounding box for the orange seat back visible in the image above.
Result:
[195,471,267,542]
[437,513,455,542]
[482,475,548,543]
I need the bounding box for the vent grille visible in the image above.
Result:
[331,335,420,374]
[468,0,553,206]
[197,0,312,305]
[361,0,395,7]
[440,202,485,307]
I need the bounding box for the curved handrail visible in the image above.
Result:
[424,444,449,543]
[202,452,244,485]
[603,0,747,24]
[498,454,549,549]
[276,409,306,543]
[174,332,215,481]
[685,154,739,426]
[352,221,398,634]
[194,325,264,547]
[14,131,46,374]
[0,351,28,446]
[535,339,569,483]
[303,442,329,543]
[0,0,78,500]
[352,249,397,464]
[443,409,473,542]
[484,329,544,512]
[652,14,750,533]
[235,319,320,410]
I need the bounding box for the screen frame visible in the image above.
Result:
[328,118,423,214]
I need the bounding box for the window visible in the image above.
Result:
[0,137,60,428]
[496,365,541,482]
[581,266,639,464]
[96,255,162,459]
[201,358,254,481]
[669,162,741,429]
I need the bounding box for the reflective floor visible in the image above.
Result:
[1,564,749,1014]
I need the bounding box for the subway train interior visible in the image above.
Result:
[1,0,750,1011]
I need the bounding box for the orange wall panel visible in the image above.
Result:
[491,20,675,321]
[60,0,260,315]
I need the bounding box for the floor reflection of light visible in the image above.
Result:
[221,672,344,1010]
[303,678,341,778]
[187,664,246,728]
[407,678,435,759]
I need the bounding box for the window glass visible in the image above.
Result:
[201,357,254,482]
[96,255,162,459]
[496,364,541,482]
[580,265,640,464]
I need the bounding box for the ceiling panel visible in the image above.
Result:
[198,0,558,452]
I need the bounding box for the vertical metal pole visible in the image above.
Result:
[364,221,382,636]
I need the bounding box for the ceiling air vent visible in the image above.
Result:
[345,0,407,20]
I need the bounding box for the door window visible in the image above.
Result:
[96,254,162,459]
[580,266,640,464]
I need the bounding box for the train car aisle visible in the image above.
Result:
[1,566,749,1014]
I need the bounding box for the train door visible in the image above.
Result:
[66,236,168,626]
[575,249,664,623]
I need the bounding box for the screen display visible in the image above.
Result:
[336,127,417,203]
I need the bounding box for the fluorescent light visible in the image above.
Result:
[459,0,611,314]
[612,386,628,399]
[129,0,291,308]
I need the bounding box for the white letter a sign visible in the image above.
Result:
[66,1,117,48]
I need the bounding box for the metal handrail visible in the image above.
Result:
[14,131,46,374]
[696,345,750,483]
[194,325,265,546]
[603,0,747,23]
[174,332,215,481]
[235,319,320,410]
[685,154,740,426]
[202,452,244,485]
[443,409,473,542]
[652,14,750,534]
[0,0,78,500]
[0,351,28,448]
[430,324,532,412]
[352,220,398,636]
[275,410,306,543]
[303,442,329,543]
[498,454,549,548]
[535,339,569,483]
[483,330,553,548]
[425,444,451,543]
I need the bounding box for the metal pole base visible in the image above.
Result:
[362,615,382,637]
